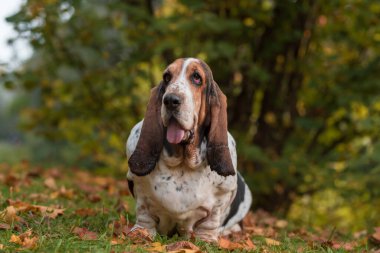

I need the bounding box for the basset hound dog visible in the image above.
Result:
[126,58,252,242]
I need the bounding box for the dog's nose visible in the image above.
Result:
[164,94,181,110]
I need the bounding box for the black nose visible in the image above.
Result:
[164,94,181,110]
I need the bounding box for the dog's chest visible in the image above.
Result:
[134,162,223,215]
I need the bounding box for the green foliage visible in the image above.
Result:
[2,0,380,230]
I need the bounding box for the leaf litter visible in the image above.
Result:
[0,162,376,252]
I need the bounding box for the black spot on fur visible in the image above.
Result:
[223,172,245,226]
[127,180,135,197]
[176,185,183,192]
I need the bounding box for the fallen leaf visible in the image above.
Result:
[0,244,4,249]
[265,238,281,246]
[353,230,367,239]
[371,227,380,244]
[275,219,288,228]
[22,236,38,249]
[9,230,38,249]
[87,194,101,203]
[147,242,166,252]
[218,237,244,250]
[127,227,153,244]
[331,241,357,251]
[110,237,125,245]
[75,208,97,217]
[7,199,64,219]
[244,238,256,250]
[44,177,57,190]
[50,186,75,199]
[9,234,22,244]
[110,215,132,236]
[72,227,98,240]
[45,167,62,178]
[29,193,50,201]
[166,241,201,252]
[0,206,23,223]
[168,250,201,253]
[33,205,65,219]
[0,223,11,230]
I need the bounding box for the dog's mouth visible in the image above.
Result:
[166,118,193,144]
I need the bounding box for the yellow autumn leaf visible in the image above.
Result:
[265,238,281,246]
[147,242,166,252]
[9,234,22,244]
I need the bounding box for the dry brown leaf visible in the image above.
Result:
[0,223,11,230]
[72,227,98,240]
[44,177,57,190]
[110,215,132,236]
[0,244,4,250]
[127,227,153,244]
[168,250,201,253]
[22,236,38,249]
[9,234,22,244]
[46,168,62,178]
[0,206,23,224]
[7,199,64,219]
[244,238,256,250]
[371,227,380,244]
[75,208,97,217]
[218,237,244,250]
[166,241,201,252]
[33,205,65,219]
[50,186,75,199]
[9,230,38,249]
[29,193,50,201]
[147,242,166,252]
[265,238,281,246]
[331,241,357,251]
[110,237,125,245]
[87,194,102,203]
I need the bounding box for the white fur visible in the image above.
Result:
[126,121,249,241]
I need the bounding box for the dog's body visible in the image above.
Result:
[126,58,252,241]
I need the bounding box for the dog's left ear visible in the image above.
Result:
[207,81,235,176]
[128,85,164,176]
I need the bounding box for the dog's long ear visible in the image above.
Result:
[128,85,164,176]
[207,81,235,176]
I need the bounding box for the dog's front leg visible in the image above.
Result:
[131,199,158,237]
[193,207,222,242]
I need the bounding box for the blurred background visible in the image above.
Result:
[0,0,379,233]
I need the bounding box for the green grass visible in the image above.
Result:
[0,164,371,252]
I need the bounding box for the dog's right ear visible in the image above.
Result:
[128,85,164,176]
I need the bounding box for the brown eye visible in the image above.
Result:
[163,72,171,83]
[192,72,202,86]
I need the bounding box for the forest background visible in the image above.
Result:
[1,0,379,234]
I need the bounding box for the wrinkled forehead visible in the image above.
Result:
[165,58,210,81]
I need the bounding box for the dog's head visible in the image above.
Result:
[128,58,235,177]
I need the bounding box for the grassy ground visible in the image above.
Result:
[0,162,374,252]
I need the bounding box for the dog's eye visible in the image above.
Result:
[192,72,202,86]
[163,73,171,83]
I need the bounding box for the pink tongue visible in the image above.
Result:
[167,120,185,144]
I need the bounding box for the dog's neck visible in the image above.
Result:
[161,137,207,169]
